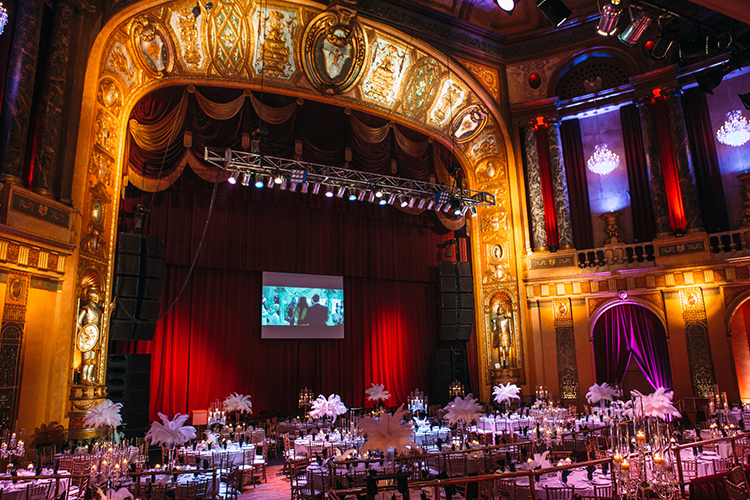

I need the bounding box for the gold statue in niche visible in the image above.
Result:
[490,296,514,369]
[76,286,103,384]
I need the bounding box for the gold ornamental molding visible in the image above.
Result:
[72,0,523,404]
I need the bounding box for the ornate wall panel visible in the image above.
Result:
[680,288,716,397]
[71,0,520,410]
[0,272,29,431]
[553,298,579,400]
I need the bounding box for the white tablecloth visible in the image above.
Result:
[514,469,612,500]
[180,444,255,467]
[0,473,71,500]
[412,427,451,446]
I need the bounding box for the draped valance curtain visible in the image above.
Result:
[127,86,455,192]
[592,304,673,390]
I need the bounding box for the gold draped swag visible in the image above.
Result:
[127,87,451,193]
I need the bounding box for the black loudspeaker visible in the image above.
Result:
[106,354,151,437]
[110,233,166,342]
[430,348,471,405]
[438,260,475,341]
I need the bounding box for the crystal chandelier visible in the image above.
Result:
[716,110,750,147]
[0,4,7,36]
[587,143,620,175]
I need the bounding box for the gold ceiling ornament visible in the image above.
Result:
[300,4,368,95]
[131,17,175,78]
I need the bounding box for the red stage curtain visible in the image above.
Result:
[681,88,729,233]
[123,169,450,418]
[652,98,687,232]
[535,126,559,248]
[559,119,593,250]
[620,105,656,243]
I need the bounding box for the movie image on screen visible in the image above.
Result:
[261,272,344,339]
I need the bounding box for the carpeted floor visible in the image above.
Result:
[239,464,291,500]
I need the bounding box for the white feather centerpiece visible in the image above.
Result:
[365,383,391,402]
[586,383,618,405]
[310,394,348,419]
[624,388,681,420]
[357,404,417,455]
[145,413,197,447]
[444,394,483,426]
[84,399,123,428]
[492,383,521,406]
[223,393,253,414]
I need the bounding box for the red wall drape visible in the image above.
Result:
[122,169,452,418]
[535,126,559,248]
[652,98,687,232]
[559,119,593,250]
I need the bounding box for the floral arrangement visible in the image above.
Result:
[492,383,521,405]
[84,400,123,428]
[223,393,252,414]
[358,405,416,455]
[365,383,391,402]
[145,413,197,446]
[444,394,483,426]
[624,388,681,420]
[310,394,348,419]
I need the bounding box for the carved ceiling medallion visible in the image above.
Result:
[402,58,440,118]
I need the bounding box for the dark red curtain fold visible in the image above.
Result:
[681,88,729,233]
[122,169,449,418]
[652,98,687,232]
[620,105,656,243]
[535,126,559,248]
[559,119,593,250]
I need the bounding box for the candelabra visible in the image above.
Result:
[298,387,313,417]
[0,430,25,460]
[449,380,465,398]
[89,445,129,492]
[208,400,226,427]
[408,389,427,413]
[535,386,549,402]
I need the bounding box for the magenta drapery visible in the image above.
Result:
[592,304,672,390]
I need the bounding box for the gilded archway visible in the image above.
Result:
[70,0,521,427]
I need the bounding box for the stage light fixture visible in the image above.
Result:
[696,67,727,95]
[367,191,376,203]
[357,189,367,202]
[336,186,346,198]
[443,203,453,213]
[679,36,724,62]
[434,202,444,212]
[650,18,681,60]
[379,198,387,206]
[267,176,275,188]
[536,0,571,27]
[387,193,396,205]
[348,188,358,201]
[399,196,409,208]
[241,173,251,186]
[495,0,518,13]
[426,200,436,210]
[325,186,334,198]
[408,198,416,208]
[618,9,652,45]
[290,182,298,192]
[741,93,750,111]
[301,182,309,193]
[311,183,321,195]
[417,198,427,210]
[375,187,383,198]
[254,175,265,188]
[228,171,239,185]
[435,190,450,205]
[273,171,284,184]
[468,206,478,217]
[278,179,288,190]
[290,168,307,183]
[597,0,622,36]
[450,198,462,216]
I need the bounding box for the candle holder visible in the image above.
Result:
[449,380,465,398]
[0,429,25,460]
[408,389,427,414]
[298,387,313,417]
[89,444,130,493]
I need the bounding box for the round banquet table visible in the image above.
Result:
[412,427,451,446]
[513,468,613,500]
[179,443,255,467]
[0,471,71,500]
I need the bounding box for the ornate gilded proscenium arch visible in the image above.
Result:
[69,0,522,428]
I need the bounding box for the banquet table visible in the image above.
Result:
[294,437,361,458]
[0,471,71,500]
[179,443,255,467]
[412,427,452,446]
[512,468,613,500]
[679,448,729,478]
[132,469,218,499]
[473,416,535,435]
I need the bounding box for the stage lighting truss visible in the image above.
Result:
[205,148,495,214]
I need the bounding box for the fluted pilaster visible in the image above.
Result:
[548,122,573,249]
[524,126,548,251]
[0,0,45,182]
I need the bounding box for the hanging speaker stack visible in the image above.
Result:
[439,260,474,341]
[109,233,165,341]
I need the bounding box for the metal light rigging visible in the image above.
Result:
[204,148,495,215]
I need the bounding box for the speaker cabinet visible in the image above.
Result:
[106,354,151,437]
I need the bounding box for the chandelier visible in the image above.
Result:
[587,144,620,175]
[0,4,6,36]
[716,110,750,147]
